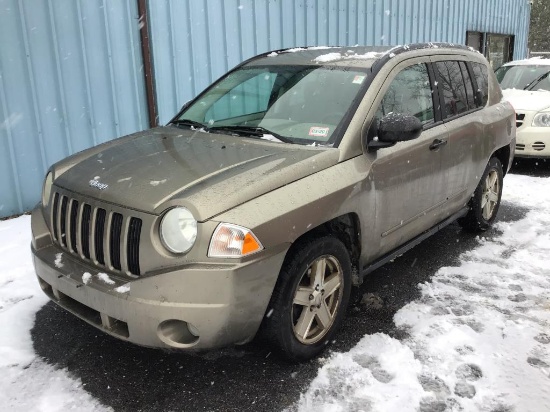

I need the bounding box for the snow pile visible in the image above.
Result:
[297,174,550,412]
[114,284,131,294]
[314,51,382,63]
[97,272,115,285]
[82,272,92,285]
[314,53,343,63]
[0,216,108,411]
[346,52,383,60]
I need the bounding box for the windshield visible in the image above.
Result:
[495,64,550,91]
[175,65,369,145]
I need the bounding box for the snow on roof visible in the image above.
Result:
[503,57,550,66]
[313,51,383,63]
[313,52,343,63]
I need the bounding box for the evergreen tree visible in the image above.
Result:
[529,0,550,52]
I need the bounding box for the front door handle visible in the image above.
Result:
[429,139,448,151]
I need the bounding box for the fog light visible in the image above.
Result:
[158,319,200,347]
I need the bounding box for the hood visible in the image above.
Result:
[53,127,340,221]
[501,88,550,112]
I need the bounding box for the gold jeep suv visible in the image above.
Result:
[31,44,515,361]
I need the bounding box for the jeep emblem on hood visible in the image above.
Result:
[89,179,108,190]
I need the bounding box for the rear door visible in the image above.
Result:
[432,57,486,215]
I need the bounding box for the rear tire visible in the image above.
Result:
[262,236,352,362]
[459,157,503,232]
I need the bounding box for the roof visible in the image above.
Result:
[245,43,481,69]
[246,46,392,68]
[503,57,550,67]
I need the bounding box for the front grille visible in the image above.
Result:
[51,192,142,276]
[533,142,546,151]
[515,143,525,151]
[516,113,525,128]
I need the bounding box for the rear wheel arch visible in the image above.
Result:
[493,144,511,176]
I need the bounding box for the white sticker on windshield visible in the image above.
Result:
[309,127,330,137]
[352,75,366,84]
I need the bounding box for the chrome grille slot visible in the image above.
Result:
[127,217,142,275]
[69,200,79,253]
[533,142,545,151]
[59,196,68,247]
[516,113,525,128]
[110,213,123,271]
[81,204,92,259]
[94,208,106,265]
[49,190,143,277]
[515,143,525,151]
[51,193,60,241]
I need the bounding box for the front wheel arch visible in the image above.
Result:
[259,236,352,361]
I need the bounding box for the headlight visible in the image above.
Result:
[532,112,550,127]
[208,223,263,258]
[160,207,197,254]
[42,172,53,207]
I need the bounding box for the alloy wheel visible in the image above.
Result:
[481,169,500,220]
[291,255,344,344]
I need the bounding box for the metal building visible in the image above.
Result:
[0,0,532,218]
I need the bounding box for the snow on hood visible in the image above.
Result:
[501,88,550,112]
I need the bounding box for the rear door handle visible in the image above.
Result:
[429,139,448,151]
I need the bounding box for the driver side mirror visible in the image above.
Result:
[368,113,423,151]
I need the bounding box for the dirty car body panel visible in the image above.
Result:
[31,44,515,353]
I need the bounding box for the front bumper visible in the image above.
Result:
[32,208,288,350]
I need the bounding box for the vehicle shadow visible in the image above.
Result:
[31,202,528,412]
[510,157,550,177]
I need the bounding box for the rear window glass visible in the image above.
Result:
[459,62,476,110]
[435,61,469,118]
[472,63,489,106]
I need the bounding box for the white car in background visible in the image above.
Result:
[496,58,550,158]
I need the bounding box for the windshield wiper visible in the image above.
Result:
[209,125,294,144]
[524,70,550,90]
[172,119,209,130]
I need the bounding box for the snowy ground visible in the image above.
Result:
[1,173,549,411]
[0,216,109,411]
[297,173,550,412]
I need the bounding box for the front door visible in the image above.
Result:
[370,61,449,256]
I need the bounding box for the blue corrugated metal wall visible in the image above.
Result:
[0,0,149,218]
[0,0,531,218]
[148,0,531,125]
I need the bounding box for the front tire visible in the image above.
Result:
[262,236,352,362]
[459,157,503,232]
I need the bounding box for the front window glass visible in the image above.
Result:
[376,63,434,125]
[177,66,369,145]
[495,64,550,91]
